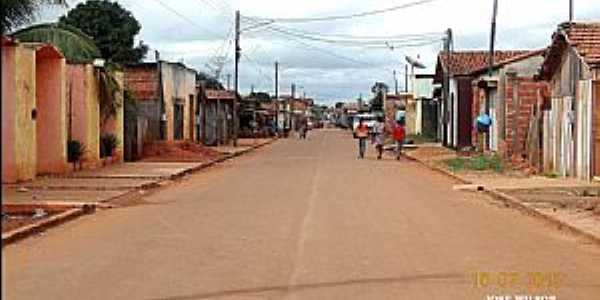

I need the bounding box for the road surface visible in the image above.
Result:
[3,129,600,299]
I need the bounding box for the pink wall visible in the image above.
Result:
[67,64,89,149]
[36,51,67,175]
[2,46,17,182]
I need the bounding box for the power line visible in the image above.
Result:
[244,0,441,23]
[150,0,226,39]
[242,17,442,41]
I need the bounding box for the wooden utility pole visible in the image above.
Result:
[233,10,240,146]
[442,28,452,146]
[275,61,279,133]
[394,70,399,95]
[488,0,498,77]
[405,65,409,93]
[569,0,574,22]
[227,74,231,90]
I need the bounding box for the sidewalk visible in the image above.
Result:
[405,144,600,244]
[2,138,276,245]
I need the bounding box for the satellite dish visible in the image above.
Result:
[405,56,426,69]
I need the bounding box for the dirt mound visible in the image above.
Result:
[140,141,223,163]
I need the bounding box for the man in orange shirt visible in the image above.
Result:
[356,119,369,159]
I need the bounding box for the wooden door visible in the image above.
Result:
[593,81,600,176]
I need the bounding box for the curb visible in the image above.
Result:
[405,152,600,246]
[485,189,600,246]
[2,205,95,247]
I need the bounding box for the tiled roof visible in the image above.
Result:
[205,89,235,100]
[439,51,531,75]
[563,22,600,67]
[540,22,600,79]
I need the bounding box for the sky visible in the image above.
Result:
[38,0,600,105]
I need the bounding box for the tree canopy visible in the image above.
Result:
[1,0,66,34]
[12,23,102,62]
[370,82,389,112]
[197,72,225,90]
[59,0,147,64]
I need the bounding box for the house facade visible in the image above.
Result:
[199,89,235,146]
[469,51,547,168]
[435,51,530,150]
[539,22,600,180]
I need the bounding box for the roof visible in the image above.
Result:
[437,50,531,76]
[563,22,600,67]
[205,89,235,100]
[470,50,546,76]
[540,22,600,79]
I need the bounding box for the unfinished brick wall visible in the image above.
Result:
[504,77,549,159]
[124,67,159,101]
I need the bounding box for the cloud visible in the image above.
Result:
[37,0,600,104]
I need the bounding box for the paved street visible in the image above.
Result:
[3,129,600,299]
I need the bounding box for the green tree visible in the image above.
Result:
[197,72,225,90]
[370,82,388,112]
[1,0,66,34]
[59,0,148,64]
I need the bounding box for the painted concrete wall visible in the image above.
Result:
[100,72,124,161]
[1,44,37,183]
[160,63,197,142]
[2,45,18,182]
[67,64,100,168]
[35,50,68,175]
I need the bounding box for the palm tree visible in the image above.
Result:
[1,0,66,34]
[12,23,101,62]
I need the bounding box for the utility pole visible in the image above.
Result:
[275,61,279,134]
[394,70,399,95]
[488,0,498,77]
[233,10,240,146]
[405,64,409,93]
[227,74,231,90]
[569,0,574,22]
[442,28,452,146]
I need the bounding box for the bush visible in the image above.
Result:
[100,134,119,157]
[68,140,86,164]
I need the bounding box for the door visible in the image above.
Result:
[489,89,499,152]
[593,81,600,176]
[189,95,194,141]
[174,101,184,140]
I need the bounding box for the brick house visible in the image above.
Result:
[538,22,600,180]
[124,61,197,144]
[435,51,530,150]
[469,50,548,169]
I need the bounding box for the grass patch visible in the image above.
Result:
[444,155,504,173]
[406,133,437,145]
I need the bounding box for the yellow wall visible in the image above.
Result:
[160,63,196,142]
[11,47,38,182]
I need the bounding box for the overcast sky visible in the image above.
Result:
[39,0,600,104]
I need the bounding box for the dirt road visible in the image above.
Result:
[3,130,600,299]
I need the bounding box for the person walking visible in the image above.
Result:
[373,118,385,160]
[356,119,369,159]
[393,120,406,160]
